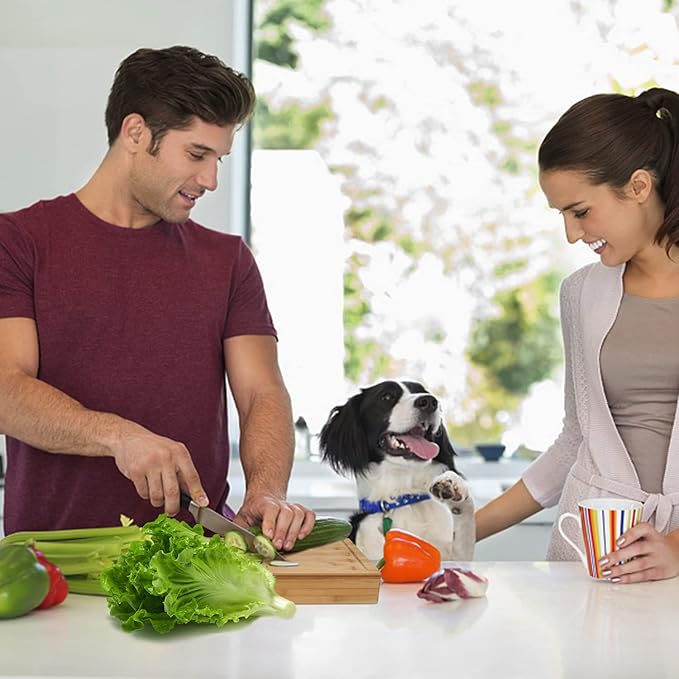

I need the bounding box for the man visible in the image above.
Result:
[0,45,315,552]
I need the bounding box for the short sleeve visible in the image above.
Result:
[223,238,277,340]
[0,214,36,319]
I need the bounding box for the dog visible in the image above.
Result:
[319,380,475,561]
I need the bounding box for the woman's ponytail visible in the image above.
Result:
[636,88,679,253]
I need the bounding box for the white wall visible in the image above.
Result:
[251,150,347,436]
[0,0,251,233]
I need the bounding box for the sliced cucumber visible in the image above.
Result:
[253,535,277,561]
[224,531,248,551]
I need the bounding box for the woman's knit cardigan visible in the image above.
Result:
[522,262,679,560]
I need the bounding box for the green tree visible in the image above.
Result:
[451,269,562,444]
[253,0,333,150]
[255,0,330,68]
[253,99,332,149]
[253,0,563,414]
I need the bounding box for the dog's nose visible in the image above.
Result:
[414,395,438,413]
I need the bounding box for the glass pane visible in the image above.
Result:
[250,0,679,458]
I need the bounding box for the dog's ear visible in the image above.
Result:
[433,424,460,473]
[319,394,372,477]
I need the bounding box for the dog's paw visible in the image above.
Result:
[429,471,471,507]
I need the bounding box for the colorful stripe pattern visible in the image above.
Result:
[578,504,642,578]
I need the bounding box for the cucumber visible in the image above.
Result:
[251,516,352,554]
[224,531,248,552]
[253,535,277,560]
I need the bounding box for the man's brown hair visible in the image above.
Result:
[105,45,256,153]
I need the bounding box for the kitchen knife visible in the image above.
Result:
[179,491,296,565]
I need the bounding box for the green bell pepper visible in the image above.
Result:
[0,544,50,619]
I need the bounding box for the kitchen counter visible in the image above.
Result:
[228,457,556,561]
[228,456,550,518]
[0,456,553,557]
[2,561,677,679]
[0,456,553,555]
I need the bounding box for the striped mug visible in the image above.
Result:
[557,498,643,579]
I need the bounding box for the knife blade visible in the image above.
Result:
[179,491,296,565]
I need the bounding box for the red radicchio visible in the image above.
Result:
[417,567,488,603]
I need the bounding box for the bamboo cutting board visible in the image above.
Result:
[267,539,381,604]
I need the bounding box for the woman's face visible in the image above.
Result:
[539,168,658,267]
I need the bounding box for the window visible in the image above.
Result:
[249,0,679,457]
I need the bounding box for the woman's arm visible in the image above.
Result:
[475,479,543,541]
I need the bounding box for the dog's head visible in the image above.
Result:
[319,380,457,477]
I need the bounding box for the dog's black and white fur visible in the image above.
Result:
[319,380,475,561]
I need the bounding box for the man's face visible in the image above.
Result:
[129,117,236,225]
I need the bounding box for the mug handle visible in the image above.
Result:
[557,512,587,568]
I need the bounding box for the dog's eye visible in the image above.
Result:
[381,393,395,402]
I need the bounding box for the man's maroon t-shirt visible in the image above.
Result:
[0,194,277,533]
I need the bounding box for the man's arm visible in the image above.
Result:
[0,317,208,515]
[224,334,315,551]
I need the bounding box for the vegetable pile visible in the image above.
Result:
[0,543,68,619]
[0,512,351,632]
[1,519,144,595]
[100,514,295,634]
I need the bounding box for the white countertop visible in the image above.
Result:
[2,561,677,679]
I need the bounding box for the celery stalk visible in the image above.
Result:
[0,524,145,596]
[65,575,107,596]
[53,560,115,576]
[0,525,142,544]
[30,537,141,558]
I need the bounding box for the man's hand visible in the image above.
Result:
[599,523,679,583]
[234,493,316,552]
[110,422,209,516]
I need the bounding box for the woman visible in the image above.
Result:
[475,87,679,583]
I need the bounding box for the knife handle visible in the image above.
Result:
[179,491,193,510]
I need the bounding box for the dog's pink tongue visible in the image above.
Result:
[398,435,439,460]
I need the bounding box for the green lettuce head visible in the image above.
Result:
[101,514,295,634]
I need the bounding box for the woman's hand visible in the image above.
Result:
[599,523,679,583]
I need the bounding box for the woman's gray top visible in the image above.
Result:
[601,293,679,493]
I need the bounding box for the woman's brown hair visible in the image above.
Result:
[105,45,256,153]
[538,87,679,253]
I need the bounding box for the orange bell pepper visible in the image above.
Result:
[379,528,441,583]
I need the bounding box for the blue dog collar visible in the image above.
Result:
[358,493,430,514]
